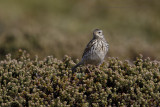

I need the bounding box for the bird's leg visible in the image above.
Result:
[86,64,91,73]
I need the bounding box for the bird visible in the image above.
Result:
[72,29,109,72]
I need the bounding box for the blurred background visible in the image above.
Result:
[0,0,159,61]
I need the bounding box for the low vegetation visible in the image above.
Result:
[0,50,159,106]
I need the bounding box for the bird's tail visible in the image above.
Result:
[72,61,82,73]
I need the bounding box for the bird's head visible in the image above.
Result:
[93,29,104,39]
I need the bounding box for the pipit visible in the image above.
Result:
[72,29,109,72]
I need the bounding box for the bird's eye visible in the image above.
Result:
[98,31,101,34]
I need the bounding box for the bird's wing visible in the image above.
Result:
[82,39,97,58]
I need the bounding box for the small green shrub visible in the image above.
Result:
[0,50,160,106]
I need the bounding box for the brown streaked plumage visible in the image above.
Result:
[72,29,109,72]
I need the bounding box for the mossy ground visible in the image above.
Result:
[0,50,159,106]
